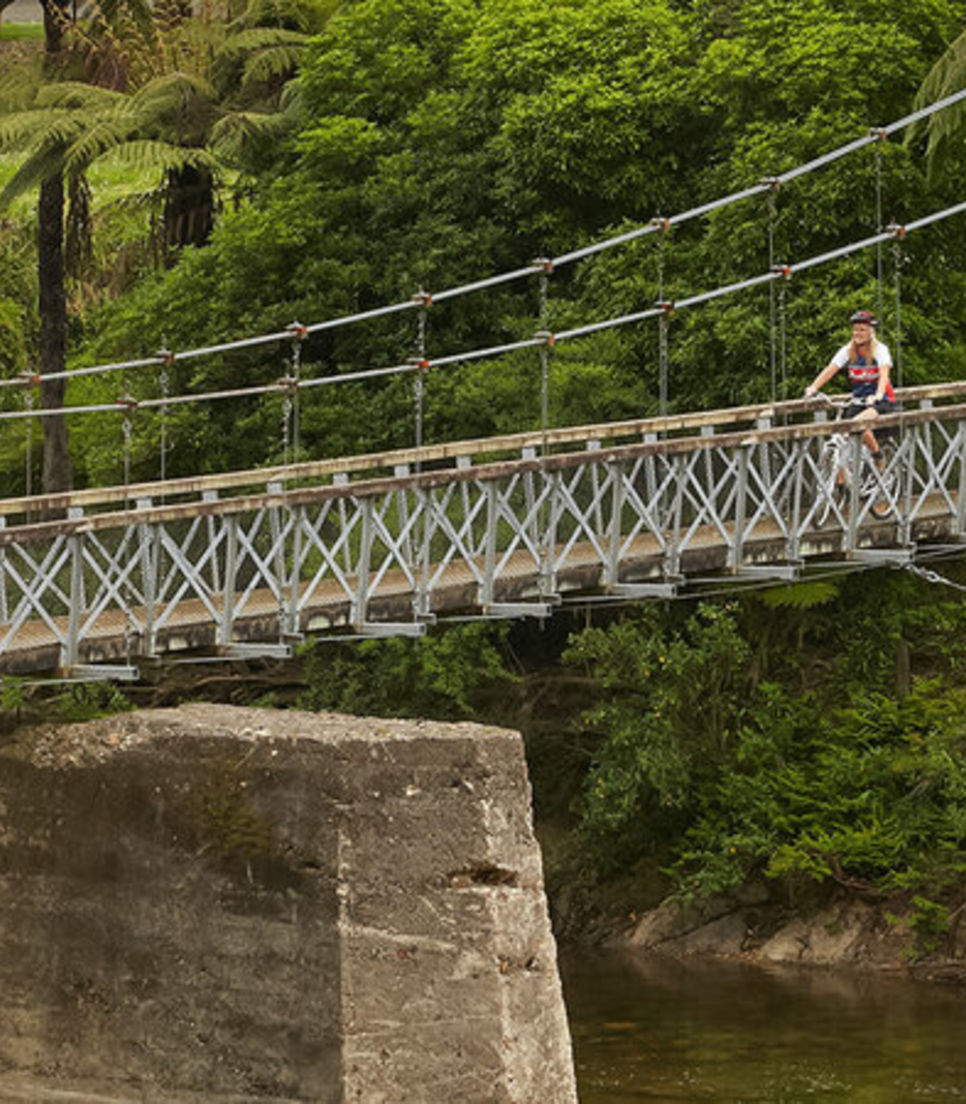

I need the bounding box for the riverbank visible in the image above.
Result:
[598,883,966,983]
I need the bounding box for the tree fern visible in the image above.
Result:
[906,28,966,181]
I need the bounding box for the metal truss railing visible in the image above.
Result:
[1,393,965,678]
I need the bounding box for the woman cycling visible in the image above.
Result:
[803,309,895,462]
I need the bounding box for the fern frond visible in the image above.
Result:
[758,580,841,610]
[216,26,308,58]
[907,30,966,179]
[240,43,307,91]
[62,110,143,175]
[0,56,45,113]
[35,81,125,111]
[93,138,220,177]
[209,108,293,161]
[0,144,67,209]
[131,70,218,115]
[0,110,89,155]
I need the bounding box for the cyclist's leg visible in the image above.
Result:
[850,405,885,459]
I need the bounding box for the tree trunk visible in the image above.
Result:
[38,0,73,495]
[163,163,215,256]
[37,173,72,494]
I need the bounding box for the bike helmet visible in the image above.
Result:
[849,309,878,327]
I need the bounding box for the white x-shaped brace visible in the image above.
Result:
[0,537,72,652]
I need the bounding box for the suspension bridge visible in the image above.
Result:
[3,90,966,681]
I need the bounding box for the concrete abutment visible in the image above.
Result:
[0,704,577,1103]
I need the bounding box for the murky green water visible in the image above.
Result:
[561,950,966,1103]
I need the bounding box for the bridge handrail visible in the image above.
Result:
[2,389,965,543]
[0,381,961,520]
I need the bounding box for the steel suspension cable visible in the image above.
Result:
[874,134,885,323]
[3,88,965,399]
[892,232,905,391]
[413,292,430,460]
[3,198,965,426]
[767,185,778,405]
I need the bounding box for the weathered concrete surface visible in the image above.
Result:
[0,705,577,1103]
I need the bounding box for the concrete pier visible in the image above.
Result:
[0,705,577,1102]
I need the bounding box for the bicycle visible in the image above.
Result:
[808,395,898,526]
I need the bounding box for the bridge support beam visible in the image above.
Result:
[67,664,140,682]
[605,582,679,599]
[851,546,916,567]
[482,602,555,620]
[218,643,293,660]
[737,563,801,581]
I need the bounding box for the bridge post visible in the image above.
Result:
[538,470,559,601]
[730,445,750,571]
[956,421,966,539]
[845,434,862,553]
[413,486,433,621]
[286,505,304,636]
[0,518,6,625]
[897,426,915,547]
[203,490,221,593]
[605,461,623,588]
[666,455,685,579]
[481,482,498,608]
[137,499,157,657]
[63,507,85,669]
[267,483,291,638]
[788,439,806,561]
[218,515,238,646]
[353,497,374,629]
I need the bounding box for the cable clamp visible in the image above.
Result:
[650,216,672,232]
[412,290,433,309]
[276,375,300,393]
[869,127,889,142]
[116,394,139,412]
[286,321,308,341]
[532,257,554,275]
[407,357,431,371]
[887,222,907,240]
[771,263,793,279]
[536,330,556,347]
[760,176,782,192]
[154,348,175,368]
[654,299,675,315]
[17,371,41,389]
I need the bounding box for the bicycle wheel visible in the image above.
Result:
[866,440,898,519]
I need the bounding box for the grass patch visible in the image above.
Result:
[0,23,44,40]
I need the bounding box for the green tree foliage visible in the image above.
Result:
[563,566,966,903]
[299,623,514,720]
[60,0,966,488]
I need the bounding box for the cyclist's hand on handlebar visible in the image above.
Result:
[803,385,817,399]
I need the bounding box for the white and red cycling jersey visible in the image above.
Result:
[830,342,895,402]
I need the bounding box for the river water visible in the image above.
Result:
[561,950,966,1103]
